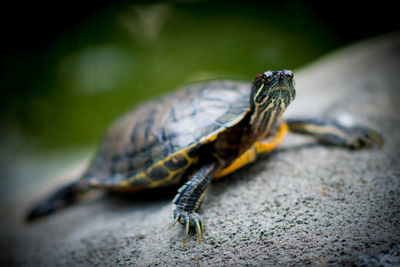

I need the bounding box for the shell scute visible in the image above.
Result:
[83,80,251,188]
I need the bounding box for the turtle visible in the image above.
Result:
[26,70,383,247]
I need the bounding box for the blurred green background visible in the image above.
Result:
[2,0,397,150]
[0,1,397,194]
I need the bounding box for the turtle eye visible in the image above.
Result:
[284,70,294,80]
[262,71,273,84]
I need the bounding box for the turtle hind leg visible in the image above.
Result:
[26,181,89,222]
[169,162,217,247]
[286,118,384,149]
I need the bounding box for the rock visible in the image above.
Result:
[1,32,400,266]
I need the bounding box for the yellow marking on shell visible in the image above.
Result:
[127,172,154,185]
[213,123,289,179]
[115,147,199,189]
[147,151,198,188]
[111,172,152,191]
[200,132,219,143]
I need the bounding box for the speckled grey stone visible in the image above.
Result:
[1,32,400,266]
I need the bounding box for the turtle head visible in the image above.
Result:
[249,70,296,136]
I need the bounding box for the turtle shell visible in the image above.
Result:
[83,80,251,188]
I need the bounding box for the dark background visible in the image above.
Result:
[2,2,397,65]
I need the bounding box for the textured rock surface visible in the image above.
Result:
[1,33,400,266]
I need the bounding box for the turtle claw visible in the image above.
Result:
[169,209,203,248]
[193,214,203,244]
[345,126,384,149]
[168,216,180,230]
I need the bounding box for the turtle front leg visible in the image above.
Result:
[169,162,217,247]
[286,118,384,149]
